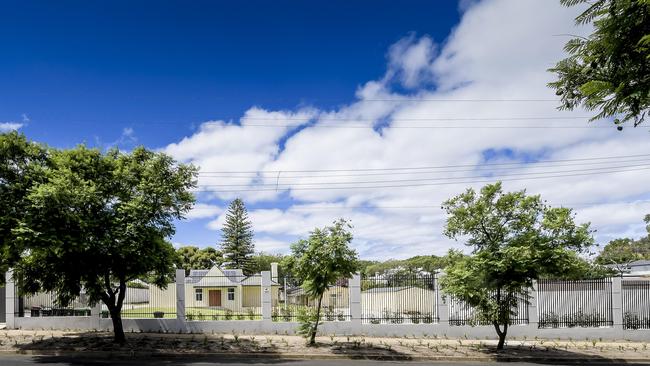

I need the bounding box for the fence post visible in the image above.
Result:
[349,273,362,331]
[5,271,15,329]
[91,302,102,330]
[611,276,623,329]
[528,280,539,327]
[436,272,448,325]
[261,271,272,323]
[176,269,186,323]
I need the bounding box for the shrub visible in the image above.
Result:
[422,313,434,324]
[224,309,233,320]
[247,308,256,320]
[296,307,320,341]
[337,311,346,321]
[325,306,335,321]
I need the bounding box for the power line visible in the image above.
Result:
[198,158,650,178]
[193,123,612,129]
[196,163,650,188]
[191,166,650,192]
[197,153,650,174]
[189,199,650,211]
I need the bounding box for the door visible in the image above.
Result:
[209,290,221,307]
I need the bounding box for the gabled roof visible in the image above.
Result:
[186,265,279,287]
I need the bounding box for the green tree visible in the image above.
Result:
[220,198,255,274]
[249,252,287,276]
[0,132,48,281]
[595,215,650,268]
[441,182,593,350]
[284,219,359,345]
[175,246,223,275]
[13,145,197,343]
[548,0,650,128]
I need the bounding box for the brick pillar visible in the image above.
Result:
[436,272,448,325]
[5,270,16,329]
[349,273,362,331]
[611,277,623,329]
[176,269,186,321]
[261,271,272,322]
[528,280,539,326]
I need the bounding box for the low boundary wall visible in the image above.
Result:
[6,270,650,341]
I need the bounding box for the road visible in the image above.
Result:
[0,356,640,366]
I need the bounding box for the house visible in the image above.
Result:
[614,260,650,276]
[149,265,280,312]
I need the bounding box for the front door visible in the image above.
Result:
[209,290,221,307]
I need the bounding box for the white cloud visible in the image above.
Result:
[186,203,222,220]
[0,122,23,132]
[167,0,650,259]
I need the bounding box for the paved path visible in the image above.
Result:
[0,356,638,366]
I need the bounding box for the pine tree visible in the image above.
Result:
[220,198,255,273]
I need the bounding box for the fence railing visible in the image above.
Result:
[622,279,650,330]
[184,274,262,320]
[361,274,437,324]
[117,283,175,319]
[20,292,91,317]
[448,291,529,326]
[537,278,613,328]
[273,277,351,322]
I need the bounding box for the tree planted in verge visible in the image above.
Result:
[441,182,593,350]
[13,146,197,343]
[0,132,48,281]
[548,0,650,128]
[220,198,255,274]
[284,219,358,345]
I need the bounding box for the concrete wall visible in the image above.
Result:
[0,286,5,323]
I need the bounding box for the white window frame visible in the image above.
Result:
[195,288,203,302]
[227,288,235,301]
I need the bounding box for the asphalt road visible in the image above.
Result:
[0,356,645,366]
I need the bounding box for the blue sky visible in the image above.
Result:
[3,1,650,259]
[1,0,459,148]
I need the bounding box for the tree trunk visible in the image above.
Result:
[101,276,127,344]
[309,293,324,346]
[110,309,126,344]
[493,321,508,350]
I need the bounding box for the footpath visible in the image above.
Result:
[0,330,649,363]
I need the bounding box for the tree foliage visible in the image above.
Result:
[13,145,197,343]
[440,182,594,349]
[175,246,223,274]
[548,0,650,127]
[220,198,255,274]
[284,219,358,345]
[249,252,287,277]
[0,132,48,281]
[595,214,650,268]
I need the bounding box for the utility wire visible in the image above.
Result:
[198,158,650,178]
[196,163,650,188]
[197,153,650,174]
[191,166,650,192]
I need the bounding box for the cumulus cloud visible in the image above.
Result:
[166,0,650,258]
[186,203,222,220]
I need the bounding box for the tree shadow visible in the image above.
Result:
[316,340,410,360]
[476,344,650,365]
[14,331,299,364]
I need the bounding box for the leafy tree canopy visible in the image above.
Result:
[549,0,650,127]
[595,214,650,267]
[220,198,255,274]
[249,252,287,277]
[13,145,197,343]
[175,246,223,274]
[441,182,594,349]
[284,218,358,345]
[0,132,48,281]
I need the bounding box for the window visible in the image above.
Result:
[227,288,235,301]
[195,289,203,302]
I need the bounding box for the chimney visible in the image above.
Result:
[271,262,278,283]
